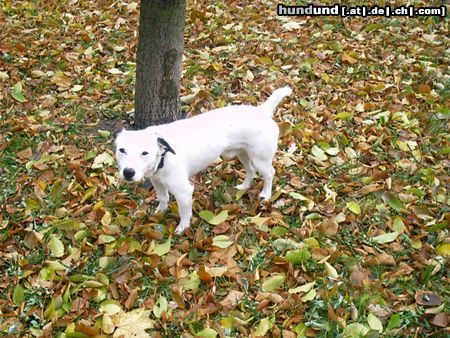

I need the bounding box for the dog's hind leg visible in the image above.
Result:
[151,178,169,212]
[235,150,256,190]
[251,156,275,201]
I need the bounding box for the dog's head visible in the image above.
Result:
[115,128,174,182]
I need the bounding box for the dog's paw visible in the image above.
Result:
[174,224,190,235]
[235,183,250,190]
[259,191,272,201]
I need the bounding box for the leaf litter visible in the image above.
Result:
[0,0,448,337]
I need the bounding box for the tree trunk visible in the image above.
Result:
[134,0,186,128]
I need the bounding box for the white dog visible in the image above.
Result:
[115,86,292,234]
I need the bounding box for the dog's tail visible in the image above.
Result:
[260,86,292,115]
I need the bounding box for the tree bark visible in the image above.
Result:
[135,0,186,128]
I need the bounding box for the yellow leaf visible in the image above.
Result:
[367,313,383,333]
[262,273,285,292]
[436,244,450,257]
[347,201,361,215]
[253,317,272,337]
[212,235,233,249]
[372,231,398,244]
[153,237,171,256]
[301,288,317,302]
[288,281,315,294]
[113,307,154,337]
[49,235,65,258]
[324,261,339,278]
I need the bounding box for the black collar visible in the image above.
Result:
[156,149,171,171]
[155,137,176,173]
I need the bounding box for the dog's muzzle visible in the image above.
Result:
[123,168,136,181]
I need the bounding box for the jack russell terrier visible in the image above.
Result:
[115,86,292,234]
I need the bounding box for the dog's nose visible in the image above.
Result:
[123,168,135,180]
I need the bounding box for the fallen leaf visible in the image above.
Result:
[262,273,285,292]
[371,231,399,244]
[113,307,154,337]
[415,291,442,307]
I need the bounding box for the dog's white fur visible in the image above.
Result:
[115,87,292,234]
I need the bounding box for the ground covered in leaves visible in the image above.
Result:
[0,0,449,337]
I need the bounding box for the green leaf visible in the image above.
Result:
[301,288,317,302]
[99,300,122,315]
[365,22,384,32]
[212,235,233,249]
[289,192,307,200]
[334,111,352,120]
[99,235,116,244]
[253,317,272,337]
[311,145,328,161]
[183,271,200,291]
[11,82,27,102]
[407,187,425,197]
[98,130,111,138]
[392,217,405,233]
[49,235,65,258]
[383,193,404,211]
[303,237,319,248]
[372,231,399,244]
[199,210,228,225]
[386,313,402,331]
[289,281,315,294]
[195,328,218,338]
[305,212,322,220]
[270,226,289,237]
[13,284,25,307]
[262,273,285,292]
[436,243,450,257]
[209,210,228,225]
[284,249,311,265]
[347,201,361,215]
[199,210,214,222]
[152,296,168,319]
[329,41,343,52]
[325,147,340,155]
[343,323,369,337]
[219,317,235,335]
[368,313,383,333]
[294,323,307,338]
[235,189,246,200]
[324,261,339,278]
[154,237,171,256]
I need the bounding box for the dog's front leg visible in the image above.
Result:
[171,181,194,235]
[150,177,169,212]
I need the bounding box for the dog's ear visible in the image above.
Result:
[157,137,176,154]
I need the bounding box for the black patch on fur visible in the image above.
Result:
[156,137,176,171]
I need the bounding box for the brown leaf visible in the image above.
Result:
[213,221,230,234]
[342,52,357,64]
[125,288,139,310]
[416,84,431,94]
[74,321,98,336]
[430,313,448,327]
[374,252,395,266]
[322,218,339,237]
[17,147,32,160]
[219,290,244,310]
[198,266,213,282]
[289,176,303,188]
[415,291,442,307]
[359,183,383,195]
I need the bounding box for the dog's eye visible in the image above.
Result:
[141,151,149,156]
[119,148,126,154]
